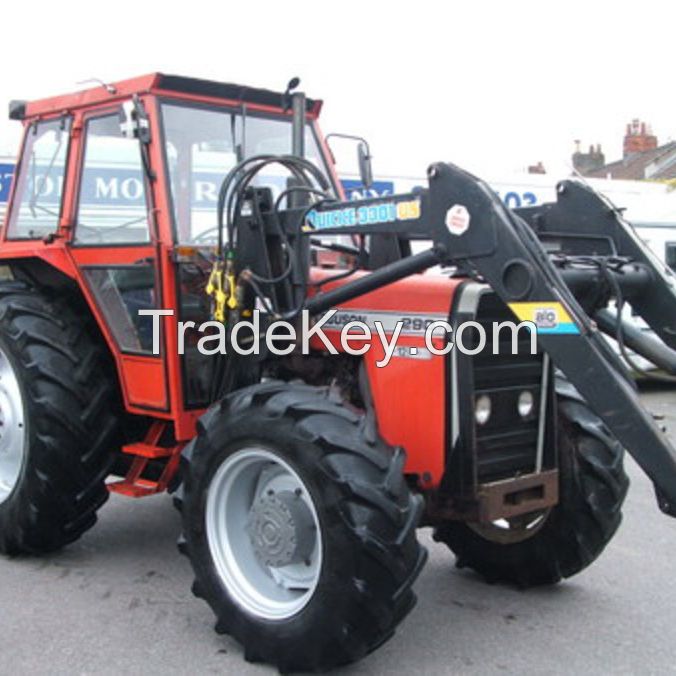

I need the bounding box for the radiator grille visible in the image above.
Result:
[471,293,546,482]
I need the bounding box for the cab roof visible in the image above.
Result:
[13,73,323,120]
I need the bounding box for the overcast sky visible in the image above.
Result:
[1,0,673,181]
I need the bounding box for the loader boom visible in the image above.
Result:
[268,162,676,514]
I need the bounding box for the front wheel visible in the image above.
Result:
[433,376,629,587]
[175,381,426,672]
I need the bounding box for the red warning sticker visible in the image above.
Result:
[445,204,471,236]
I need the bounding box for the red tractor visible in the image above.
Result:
[1,74,676,671]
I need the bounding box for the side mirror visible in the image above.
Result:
[119,97,151,143]
[325,133,375,192]
[357,142,373,191]
[119,101,136,139]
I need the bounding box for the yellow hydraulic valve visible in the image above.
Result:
[206,259,238,322]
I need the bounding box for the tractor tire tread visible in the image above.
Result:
[0,281,120,555]
[175,379,426,672]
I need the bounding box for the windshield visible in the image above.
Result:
[161,102,332,244]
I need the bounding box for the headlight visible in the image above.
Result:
[475,395,492,425]
[518,390,535,418]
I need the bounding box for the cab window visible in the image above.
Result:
[83,265,158,354]
[161,102,331,244]
[74,113,151,244]
[7,117,71,239]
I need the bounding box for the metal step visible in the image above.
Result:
[108,422,183,498]
[121,442,174,459]
[108,478,161,497]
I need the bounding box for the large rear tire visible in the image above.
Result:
[433,376,629,587]
[175,381,426,672]
[0,281,120,554]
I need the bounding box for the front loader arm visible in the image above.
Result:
[297,162,676,515]
[516,179,676,351]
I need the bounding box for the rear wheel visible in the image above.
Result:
[175,381,426,672]
[433,376,629,586]
[0,281,120,554]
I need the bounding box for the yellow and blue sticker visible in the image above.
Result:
[508,302,580,335]
[306,198,421,230]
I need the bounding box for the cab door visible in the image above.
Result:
[67,108,169,412]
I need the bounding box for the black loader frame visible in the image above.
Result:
[245,161,676,518]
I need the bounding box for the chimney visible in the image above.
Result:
[572,141,605,175]
[623,119,657,157]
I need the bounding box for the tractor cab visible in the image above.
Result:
[2,74,339,436]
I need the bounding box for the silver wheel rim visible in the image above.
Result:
[0,343,26,505]
[206,447,323,620]
[468,510,550,545]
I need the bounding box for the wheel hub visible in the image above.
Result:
[247,490,315,567]
[468,509,550,544]
[206,447,323,620]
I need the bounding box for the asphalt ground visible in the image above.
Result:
[1,387,675,675]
